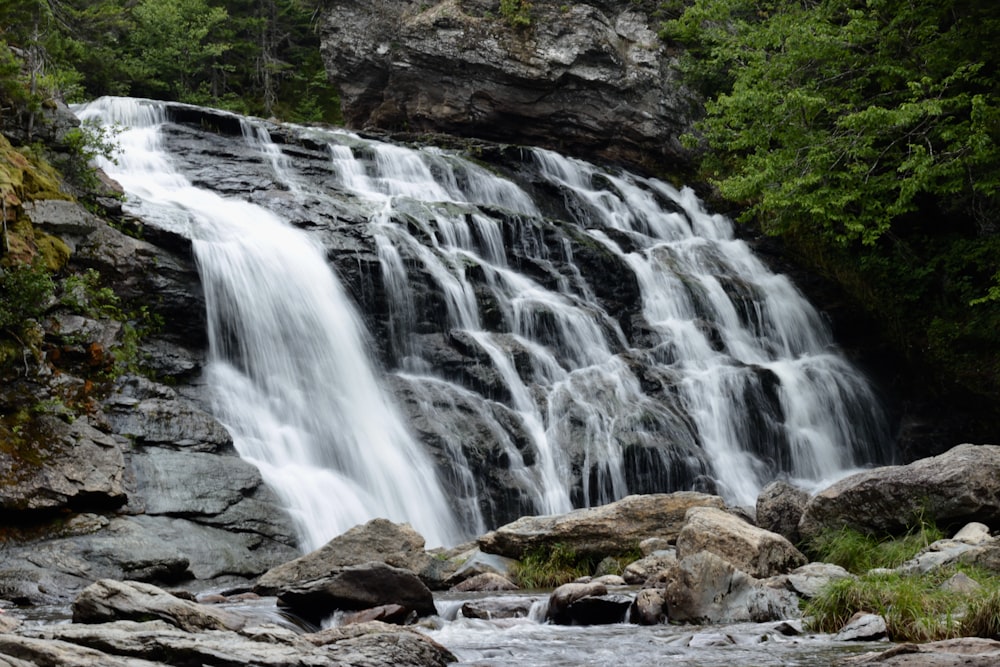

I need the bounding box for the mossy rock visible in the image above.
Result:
[33,229,71,271]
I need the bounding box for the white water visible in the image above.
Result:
[75,97,462,549]
[74,96,892,548]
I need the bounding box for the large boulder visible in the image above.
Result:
[478,492,725,559]
[256,519,435,594]
[661,551,801,624]
[798,444,1000,539]
[319,0,696,174]
[274,562,437,625]
[676,506,807,578]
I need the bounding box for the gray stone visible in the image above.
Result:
[756,480,809,543]
[459,596,538,620]
[799,444,1000,540]
[479,492,725,559]
[72,579,246,631]
[276,561,437,625]
[662,551,801,624]
[834,612,888,642]
[622,550,678,585]
[0,415,126,513]
[781,562,855,599]
[256,519,434,594]
[676,506,807,578]
[628,587,667,625]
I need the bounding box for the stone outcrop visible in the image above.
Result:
[318,0,696,175]
[676,506,807,578]
[756,480,809,544]
[798,444,1000,539]
[478,492,725,559]
[841,638,1000,666]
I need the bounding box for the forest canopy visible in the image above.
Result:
[0,0,339,123]
[663,0,1000,402]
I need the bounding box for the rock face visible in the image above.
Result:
[756,480,809,544]
[318,0,696,174]
[799,444,1000,539]
[478,492,726,559]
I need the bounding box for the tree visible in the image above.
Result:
[664,0,1000,402]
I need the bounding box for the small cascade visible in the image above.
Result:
[75,97,894,546]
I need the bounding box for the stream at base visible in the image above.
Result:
[421,592,875,666]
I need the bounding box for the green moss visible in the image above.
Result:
[33,229,71,271]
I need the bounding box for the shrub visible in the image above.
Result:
[510,543,596,589]
[0,260,55,336]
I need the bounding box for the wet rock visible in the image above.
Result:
[834,612,888,642]
[479,492,725,559]
[676,506,807,578]
[459,596,537,620]
[628,587,667,625]
[547,581,608,625]
[341,604,412,625]
[275,562,436,625]
[799,444,1000,540]
[756,480,809,544]
[72,579,246,631]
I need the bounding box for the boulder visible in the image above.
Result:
[628,587,667,625]
[834,612,888,642]
[547,581,633,625]
[319,0,696,174]
[676,506,807,578]
[256,519,435,594]
[275,561,436,625]
[662,551,801,624]
[779,562,855,599]
[71,579,245,631]
[478,492,725,559]
[799,444,1000,539]
[622,550,678,585]
[756,480,809,544]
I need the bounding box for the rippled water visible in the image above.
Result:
[422,592,875,667]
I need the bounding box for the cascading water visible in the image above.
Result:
[74,97,462,550]
[75,96,893,548]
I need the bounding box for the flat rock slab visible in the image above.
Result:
[478,492,725,559]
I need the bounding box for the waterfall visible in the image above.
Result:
[75,97,463,550]
[75,97,893,546]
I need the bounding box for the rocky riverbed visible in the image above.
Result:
[5,445,1000,665]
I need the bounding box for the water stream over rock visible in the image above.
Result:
[75,97,895,550]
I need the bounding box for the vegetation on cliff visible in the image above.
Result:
[663,0,1000,421]
[0,0,338,123]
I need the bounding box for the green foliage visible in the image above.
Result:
[805,523,943,575]
[54,120,121,191]
[0,260,54,336]
[60,268,120,318]
[510,543,596,589]
[499,0,533,28]
[665,0,1000,403]
[962,588,1000,638]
